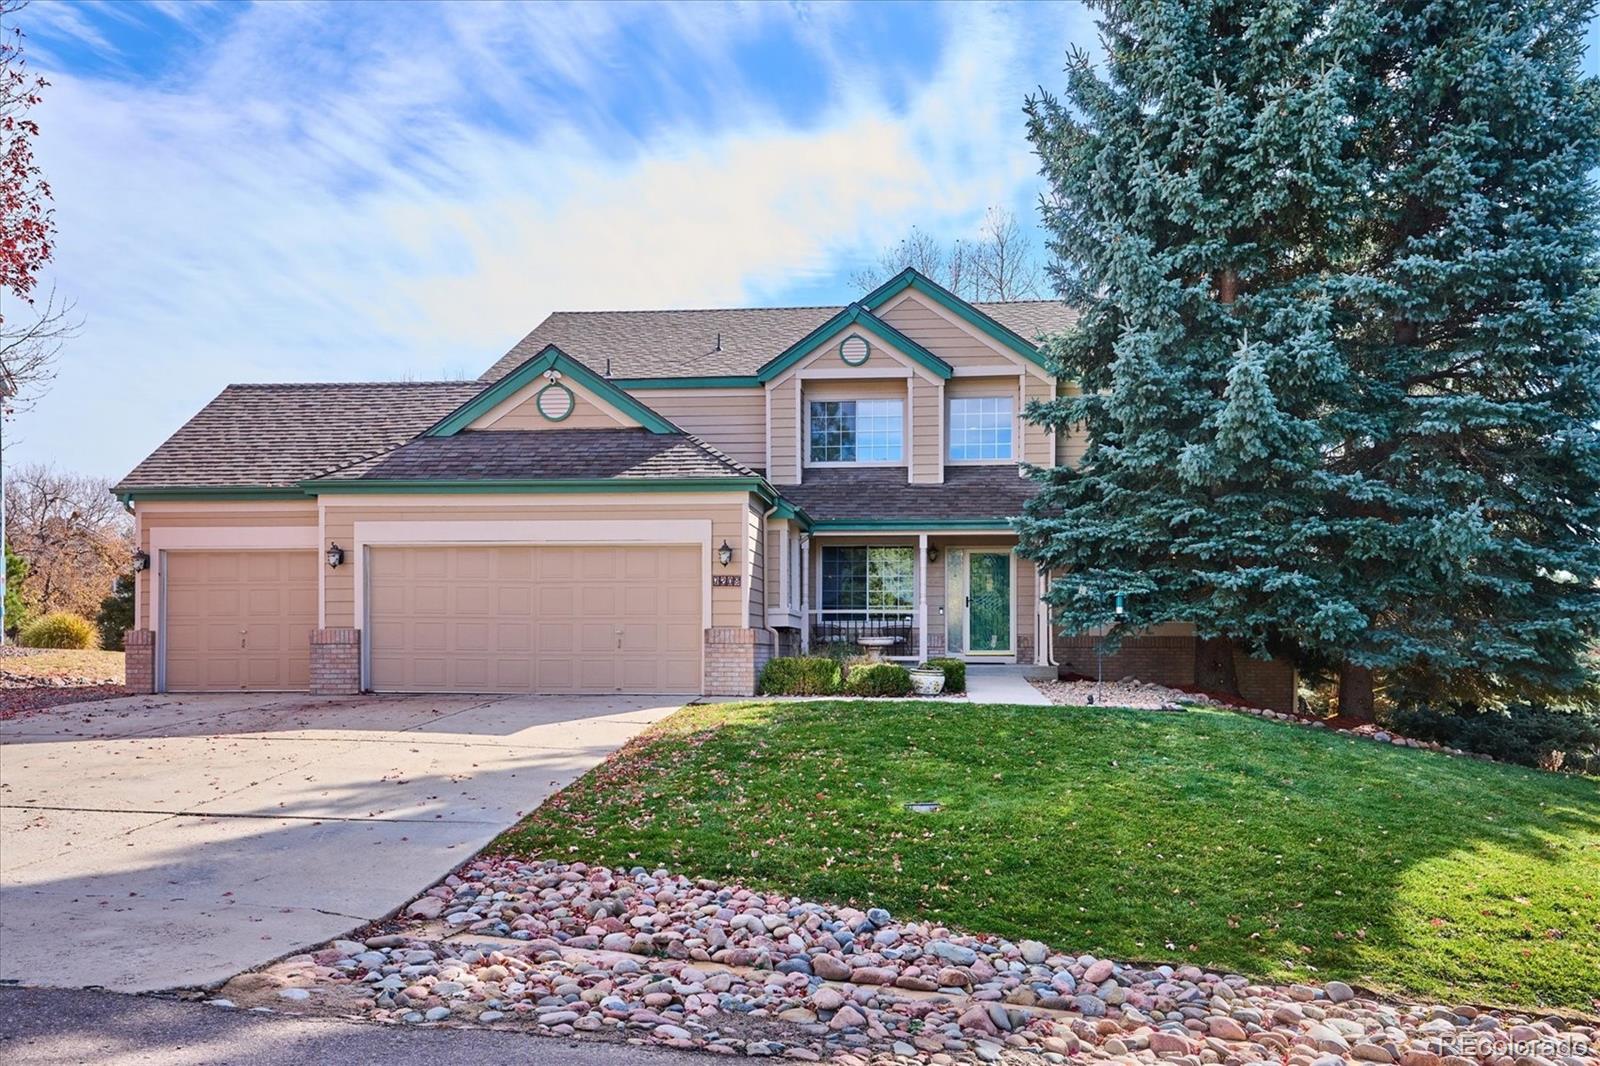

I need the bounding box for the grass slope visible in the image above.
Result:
[0,649,124,682]
[496,701,1600,1013]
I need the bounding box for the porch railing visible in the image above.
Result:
[807,609,919,659]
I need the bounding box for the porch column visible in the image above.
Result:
[799,534,811,654]
[917,533,928,662]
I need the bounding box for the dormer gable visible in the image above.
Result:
[861,268,1054,379]
[426,345,679,437]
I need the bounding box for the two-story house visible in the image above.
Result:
[114,269,1295,709]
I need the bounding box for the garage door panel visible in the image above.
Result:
[370,544,701,694]
[164,550,317,692]
[455,586,491,614]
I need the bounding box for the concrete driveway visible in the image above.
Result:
[0,691,680,993]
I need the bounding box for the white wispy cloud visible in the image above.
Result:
[10,0,1098,477]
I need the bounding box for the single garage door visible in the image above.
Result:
[368,545,702,694]
[163,550,317,692]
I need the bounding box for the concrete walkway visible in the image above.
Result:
[0,692,680,993]
[963,665,1054,706]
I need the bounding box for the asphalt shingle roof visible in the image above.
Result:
[113,382,484,492]
[315,429,756,482]
[779,465,1039,522]
[479,300,1078,382]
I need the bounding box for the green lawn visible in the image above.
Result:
[495,701,1600,1013]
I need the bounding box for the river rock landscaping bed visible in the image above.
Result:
[1028,679,1477,761]
[214,858,1598,1065]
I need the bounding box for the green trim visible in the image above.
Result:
[808,517,1018,532]
[838,333,871,366]
[117,486,312,502]
[302,476,779,503]
[860,268,1053,372]
[770,499,814,528]
[756,304,952,382]
[609,375,761,390]
[535,381,575,422]
[427,345,680,436]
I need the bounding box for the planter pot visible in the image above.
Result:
[909,669,946,696]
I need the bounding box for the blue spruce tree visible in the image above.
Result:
[1019,0,1600,718]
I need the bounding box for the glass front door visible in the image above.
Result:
[966,551,1012,654]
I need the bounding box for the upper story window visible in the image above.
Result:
[808,399,903,464]
[948,396,1013,461]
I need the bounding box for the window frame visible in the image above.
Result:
[806,397,905,466]
[946,393,1016,464]
[819,546,916,612]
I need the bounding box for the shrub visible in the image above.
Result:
[97,573,135,652]
[19,611,99,650]
[759,656,841,696]
[843,662,913,698]
[1381,703,1600,776]
[921,657,966,693]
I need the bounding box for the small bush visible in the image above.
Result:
[97,573,136,652]
[759,656,841,696]
[843,662,913,698]
[1381,703,1600,776]
[921,657,966,693]
[19,611,99,650]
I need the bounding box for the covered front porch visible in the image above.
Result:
[795,531,1044,665]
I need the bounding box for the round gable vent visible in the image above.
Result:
[839,334,870,366]
[536,382,575,422]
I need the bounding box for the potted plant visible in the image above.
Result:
[909,664,946,696]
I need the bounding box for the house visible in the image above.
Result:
[114,269,1295,709]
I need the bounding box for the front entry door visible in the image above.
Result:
[967,551,1012,655]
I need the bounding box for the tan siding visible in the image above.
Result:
[768,378,799,484]
[765,523,782,613]
[637,389,765,470]
[320,496,749,630]
[791,332,918,376]
[1023,375,1055,467]
[909,377,942,484]
[135,502,318,629]
[477,381,628,430]
[746,502,765,628]
[877,291,1022,373]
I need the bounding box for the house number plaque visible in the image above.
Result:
[712,575,742,587]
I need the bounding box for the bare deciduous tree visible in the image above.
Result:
[3,464,132,619]
[849,207,1044,301]
[969,206,1042,300]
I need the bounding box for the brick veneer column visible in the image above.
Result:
[704,627,773,697]
[123,629,156,694]
[310,628,361,695]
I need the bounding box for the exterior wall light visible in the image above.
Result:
[326,543,345,569]
[131,549,150,573]
[717,540,734,568]
[927,546,940,564]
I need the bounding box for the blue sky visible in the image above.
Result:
[5,1,1598,479]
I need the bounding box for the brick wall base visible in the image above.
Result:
[1054,632,1298,713]
[124,629,156,694]
[310,628,362,695]
[705,627,773,697]
[1056,634,1199,688]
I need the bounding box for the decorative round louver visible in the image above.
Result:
[839,334,870,366]
[535,382,575,422]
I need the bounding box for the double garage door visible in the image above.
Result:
[161,544,702,694]
[368,545,702,694]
